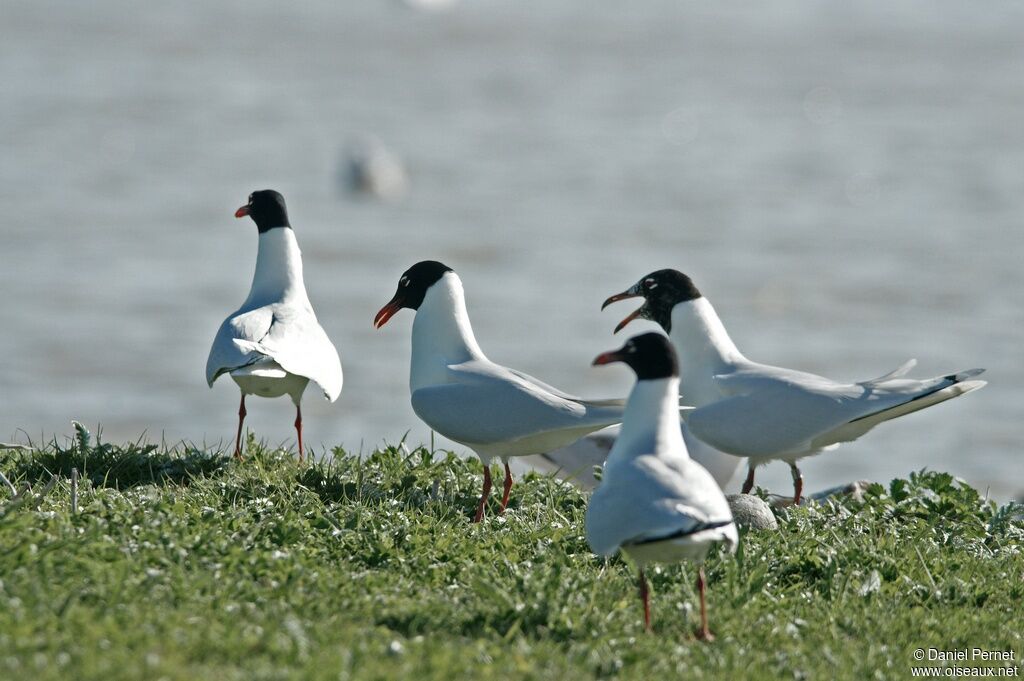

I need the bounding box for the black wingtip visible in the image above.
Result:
[945,368,986,382]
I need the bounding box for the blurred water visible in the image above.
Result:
[2,0,1021,498]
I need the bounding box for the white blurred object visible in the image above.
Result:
[343,136,409,201]
[399,0,458,12]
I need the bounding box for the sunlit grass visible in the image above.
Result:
[0,436,1021,680]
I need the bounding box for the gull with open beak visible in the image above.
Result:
[374,260,628,521]
[603,269,986,504]
[587,332,737,639]
[206,190,343,460]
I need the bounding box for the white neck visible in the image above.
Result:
[608,376,687,465]
[668,298,745,402]
[410,273,487,391]
[243,227,309,308]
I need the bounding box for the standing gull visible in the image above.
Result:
[206,190,343,460]
[587,332,737,638]
[603,269,986,503]
[374,260,626,521]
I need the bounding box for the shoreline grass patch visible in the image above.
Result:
[0,440,1021,680]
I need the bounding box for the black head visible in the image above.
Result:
[235,190,291,233]
[601,269,701,334]
[374,260,454,328]
[592,332,679,380]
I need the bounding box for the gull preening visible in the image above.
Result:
[206,190,343,460]
[374,260,627,521]
[587,332,737,638]
[603,269,987,504]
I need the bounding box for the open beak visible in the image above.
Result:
[374,293,405,329]
[235,204,250,218]
[601,285,646,334]
[592,348,625,366]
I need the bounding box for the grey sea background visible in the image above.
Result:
[3,1,1021,499]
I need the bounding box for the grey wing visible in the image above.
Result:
[505,367,627,409]
[411,361,619,446]
[585,456,729,556]
[205,307,275,386]
[692,361,979,457]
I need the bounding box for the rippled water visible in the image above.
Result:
[2,0,1022,498]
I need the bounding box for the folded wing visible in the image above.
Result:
[685,361,986,458]
[411,360,622,446]
[206,303,343,401]
[586,455,732,556]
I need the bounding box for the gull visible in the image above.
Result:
[587,332,737,639]
[206,190,343,460]
[603,269,986,504]
[374,260,627,521]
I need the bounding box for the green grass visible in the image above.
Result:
[0,434,1021,680]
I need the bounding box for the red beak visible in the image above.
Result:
[235,205,250,218]
[374,295,405,329]
[592,349,624,366]
[601,290,640,310]
[602,287,645,334]
[612,307,644,334]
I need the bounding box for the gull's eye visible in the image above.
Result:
[625,344,637,353]
[401,277,410,288]
[644,278,657,290]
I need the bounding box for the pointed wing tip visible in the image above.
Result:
[956,379,987,393]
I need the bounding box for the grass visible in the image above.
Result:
[0,432,1021,680]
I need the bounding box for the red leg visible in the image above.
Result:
[294,405,303,463]
[498,461,513,513]
[639,567,652,632]
[234,394,247,460]
[790,462,803,505]
[695,566,714,641]
[741,466,755,494]
[472,465,493,523]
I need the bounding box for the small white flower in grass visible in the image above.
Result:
[387,640,405,656]
[785,618,807,638]
[271,550,289,560]
[145,568,162,579]
[858,570,882,596]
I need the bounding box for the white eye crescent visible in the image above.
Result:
[401,277,410,287]
[645,278,658,290]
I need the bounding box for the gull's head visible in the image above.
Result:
[374,260,454,329]
[235,190,290,233]
[601,269,701,334]
[592,332,679,380]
